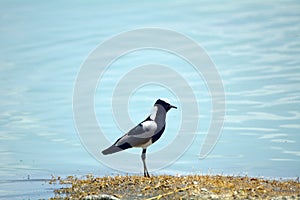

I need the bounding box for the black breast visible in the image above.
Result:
[151,125,165,144]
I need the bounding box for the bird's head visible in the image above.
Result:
[155,98,177,112]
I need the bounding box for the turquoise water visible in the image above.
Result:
[1,1,300,199]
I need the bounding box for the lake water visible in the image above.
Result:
[1,0,300,199]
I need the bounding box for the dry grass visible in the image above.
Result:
[49,174,300,199]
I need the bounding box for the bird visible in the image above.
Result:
[102,98,177,177]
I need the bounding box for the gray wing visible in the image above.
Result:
[115,119,157,147]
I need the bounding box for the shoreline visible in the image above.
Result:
[49,174,300,199]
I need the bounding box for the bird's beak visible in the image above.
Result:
[170,104,177,109]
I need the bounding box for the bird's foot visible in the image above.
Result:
[144,171,150,178]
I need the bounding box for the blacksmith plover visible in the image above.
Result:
[102,98,177,177]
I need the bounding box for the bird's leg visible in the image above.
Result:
[141,148,150,177]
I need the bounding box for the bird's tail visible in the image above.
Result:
[102,145,124,155]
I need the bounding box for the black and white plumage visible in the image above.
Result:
[102,98,177,177]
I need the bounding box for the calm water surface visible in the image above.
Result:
[1,1,300,199]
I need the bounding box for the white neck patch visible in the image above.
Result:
[150,106,158,120]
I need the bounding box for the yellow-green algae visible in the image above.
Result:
[49,174,300,199]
